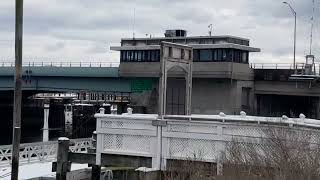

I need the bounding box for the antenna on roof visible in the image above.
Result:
[132,8,136,39]
[208,24,213,36]
[309,0,315,55]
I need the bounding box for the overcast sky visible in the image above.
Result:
[0,0,319,63]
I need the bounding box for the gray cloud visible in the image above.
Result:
[0,0,318,63]
[46,42,65,52]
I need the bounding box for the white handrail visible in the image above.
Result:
[95,113,320,129]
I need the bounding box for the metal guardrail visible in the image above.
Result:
[250,63,308,70]
[2,61,319,70]
[250,63,320,75]
[0,138,92,168]
[0,61,120,68]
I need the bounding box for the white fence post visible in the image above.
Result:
[152,119,167,170]
[216,125,224,175]
[95,109,104,166]
[155,125,162,170]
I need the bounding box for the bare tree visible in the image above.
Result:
[220,125,320,180]
[163,153,216,180]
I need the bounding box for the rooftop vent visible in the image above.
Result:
[164,29,187,37]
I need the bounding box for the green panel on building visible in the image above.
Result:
[131,79,154,93]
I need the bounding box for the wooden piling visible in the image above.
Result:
[56,137,70,180]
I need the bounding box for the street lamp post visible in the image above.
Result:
[283,1,297,73]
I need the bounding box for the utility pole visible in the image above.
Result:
[293,11,297,74]
[11,0,23,179]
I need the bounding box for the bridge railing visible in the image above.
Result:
[0,61,120,68]
[250,63,320,76]
[0,138,92,168]
[95,111,320,169]
[250,63,308,70]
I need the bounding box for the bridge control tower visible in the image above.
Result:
[111,29,261,115]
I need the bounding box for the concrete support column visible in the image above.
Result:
[229,81,239,114]
[185,65,192,116]
[43,103,50,142]
[316,97,320,119]
[64,104,73,138]
[253,94,258,116]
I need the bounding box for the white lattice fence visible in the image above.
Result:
[96,115,157,159]
[95,113,320,169]
[167,137,216,160]
[103,134,154,155]
[162,121,219,162]
[69,138,92,153]
[0,138,92,168]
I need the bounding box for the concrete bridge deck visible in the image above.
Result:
[1,62,320,97]
[0,62,133,94]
